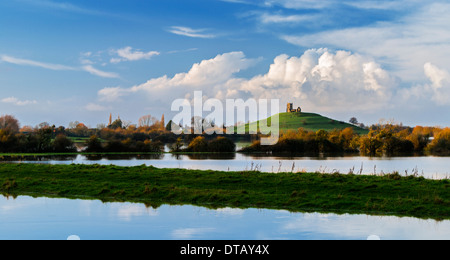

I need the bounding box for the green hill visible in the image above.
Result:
[235,112,369,135]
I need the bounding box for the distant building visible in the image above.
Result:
[286,103,301,113]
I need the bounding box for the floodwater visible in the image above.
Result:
[0,195,448,240]
[1,153,449,240]
[6,153,450,179]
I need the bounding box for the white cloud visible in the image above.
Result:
[404,63,450,106]
[110,47,160,64]
[224,49,396,112]
[168,26,216,39]
[1,97,38,106]
[97,50,397,113]
[82,65,120,79]
[0,55,76,71]
[99,52,257,102]
[424,63,449,90]
[98,87,130,102]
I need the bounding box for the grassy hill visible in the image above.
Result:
[235,112,369,135]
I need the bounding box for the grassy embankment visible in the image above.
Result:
[0,163,448,220]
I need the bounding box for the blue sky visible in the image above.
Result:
[1,0,449,128]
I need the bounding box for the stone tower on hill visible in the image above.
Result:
[286,103,301,113]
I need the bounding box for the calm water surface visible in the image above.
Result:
[0,195,448,240]
[9,153,450,179]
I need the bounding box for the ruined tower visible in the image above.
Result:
[286,103,302,113]
[287,103,293,113]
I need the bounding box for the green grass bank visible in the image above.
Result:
[236,112,369,135]
[0,163,448,220]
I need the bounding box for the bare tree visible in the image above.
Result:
[122,120,132,129]
[139,115,157,127]
[96,123,106,130]
[68,121,80,129]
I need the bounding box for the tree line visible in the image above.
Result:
[240,124,450,156]
[0,115,76,153]
[1,114,449,155]
[0,114,238,154]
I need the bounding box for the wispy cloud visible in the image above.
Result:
[343,0,421,11]
[167,48,199,54]
[82,65,120,79]
[1,97,37,106]
[110,47,160,64]
[1,54,120,79]
[0,55,76,71]
[16,0,143,22]
[263,0,416,10]
[17,0,105,16]
[85,103,111,112]
[219,0,259,5]
[259,12,319,24]
[168,26,216,39]
[264,0,333,9]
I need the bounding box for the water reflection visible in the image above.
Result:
[2,153,449,179]
[83,154,165,161]
[0,155,79,162]
[184,153,236,160]
[0,195,448,240]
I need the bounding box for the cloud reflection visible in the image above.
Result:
[280,213,450,240]
[171,227,216,240]
[112,203,160,221]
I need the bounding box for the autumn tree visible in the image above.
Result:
[85,135,103,152]
[170,137,184,152]
[186,136,208,152]
[407,126,431,151]
[426,128,450,154]
[208,137,236,153]
[72,123,88,137]
[53,134,76,153]
[0,115,20,133]
[36,126,53,152]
